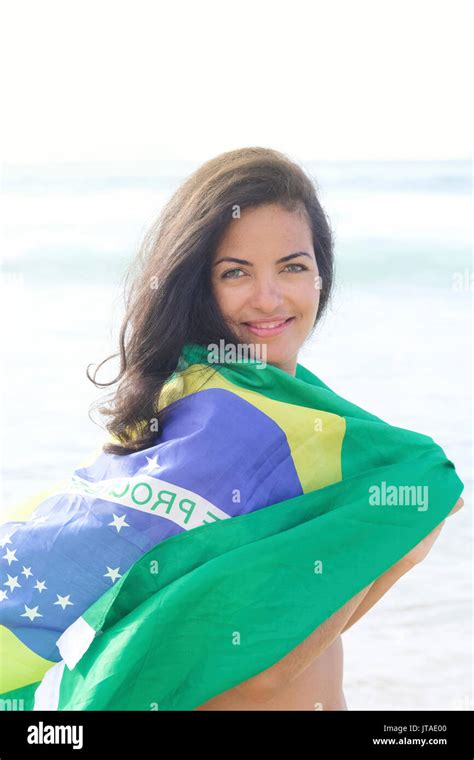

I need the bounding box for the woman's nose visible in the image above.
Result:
[249,279,284,312]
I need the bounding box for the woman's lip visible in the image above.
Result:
[242,317,295,336]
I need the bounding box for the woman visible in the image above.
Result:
[86,146,463,711]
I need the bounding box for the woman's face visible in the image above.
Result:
[211,203,320,375]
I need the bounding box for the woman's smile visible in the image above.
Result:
[211,203,320,374]
[242,316,296,337]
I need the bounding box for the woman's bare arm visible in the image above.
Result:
[194,582,374,708]
[340,557,412,633]
[233,581,375,703]
[342,497,464,633]
[197,497,465,707]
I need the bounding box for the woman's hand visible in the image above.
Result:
[401,496,464,569]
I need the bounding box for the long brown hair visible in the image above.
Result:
[87,147,335,455]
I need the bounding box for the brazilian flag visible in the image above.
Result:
[0,342,463,710]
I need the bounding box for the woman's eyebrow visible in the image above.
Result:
[213,251,312,267]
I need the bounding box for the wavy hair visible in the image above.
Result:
[87,147,335,455]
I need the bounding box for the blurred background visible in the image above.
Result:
[0,0,472,711]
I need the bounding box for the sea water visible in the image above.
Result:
[1,159,471,710]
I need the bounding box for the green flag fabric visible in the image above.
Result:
[0,342,464,710]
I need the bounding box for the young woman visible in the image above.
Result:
[89,147,463,710]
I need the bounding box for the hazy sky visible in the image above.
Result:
[1,0,472,164]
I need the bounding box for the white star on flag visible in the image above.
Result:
[34,580,47,593]
[108,513,130,533]
[4,574,21,592]
[0,589,8,602]
[21,566,33,579]
[0,531,13,548]
[30,514,48,524]
[54,594,74,610]
[21,604,42,621]
[143,454,159,473]
[2,547,18,565]
[104,566,122,583]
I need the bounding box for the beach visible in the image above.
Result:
[1,158,471,710]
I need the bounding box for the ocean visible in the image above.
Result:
[1,158,472,710]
